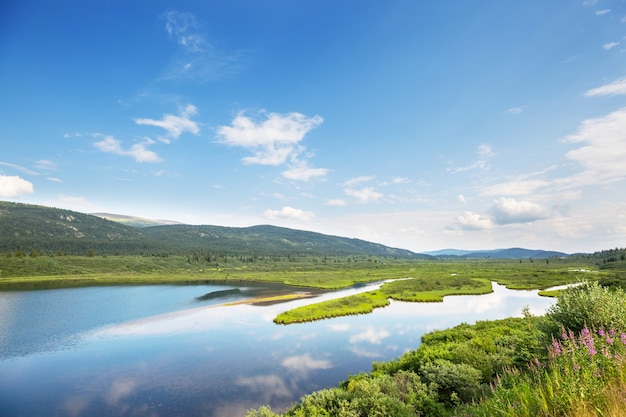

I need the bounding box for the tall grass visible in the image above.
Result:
[463,326,626,417]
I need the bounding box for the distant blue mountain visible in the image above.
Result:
[421,247,568,259]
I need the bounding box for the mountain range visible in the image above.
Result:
[421,248,568,259]
[0,201,567,258]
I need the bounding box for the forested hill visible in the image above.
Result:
[0,201,423,258]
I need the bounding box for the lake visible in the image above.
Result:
[0,281,556,417]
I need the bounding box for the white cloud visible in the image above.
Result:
[160,11,245,83]
[134,104,200,142]
[559,107,626,187]
[603,41,620,50]
[282,161,329,181]
[0,161,38,175]
[596,9,611,15]
[458,194,466,203]
[34,160,56,171]
[505,106,524,115]
[93,135,161,163]
[391,177,409,184]
[582,0,598,6]
[0,175,34,197]
[47,177,63,183]
[584,77,626,96]
[216,111,323,166]
[162,11,206,53]
[342,176,374,187]
[448,143,494,173]
[344,187,383,203]
[492,197,549,225]
[325,199,347,206]
[480,179,549,196]
[264,206,315,221]
[456,211,493,230]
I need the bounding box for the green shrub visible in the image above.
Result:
[543,281,626,337]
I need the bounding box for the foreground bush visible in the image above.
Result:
[461,326,626,417]
[542,281,626,336]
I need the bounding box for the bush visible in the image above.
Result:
[543,281,626,337]
[419,360,483,405]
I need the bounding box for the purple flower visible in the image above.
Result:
[621,334,626,345]
[609,329,615,337]
[606,337,614,345]
[582,327,590,337]
[562,332,568,340]
[552,341,562,355]
[589,347,597,356]
[599,329,605,337]
[573,363,581,372]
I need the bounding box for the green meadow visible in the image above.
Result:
[0,254,603,323]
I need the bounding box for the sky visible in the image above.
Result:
[1,0,626,254]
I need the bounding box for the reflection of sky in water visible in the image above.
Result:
[0,282,556,417]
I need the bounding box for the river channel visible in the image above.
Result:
[0,281,556,417]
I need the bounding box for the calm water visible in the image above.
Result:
[0,281,555,417]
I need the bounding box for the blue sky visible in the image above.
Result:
[1,1,626,253]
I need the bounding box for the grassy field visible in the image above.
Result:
[0,254,605,322]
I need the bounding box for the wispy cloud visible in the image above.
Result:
[134,104,200,143]
[282,159,329,182]
[34,160,57,171]
[480,179,549,196]
[0,161,38,175]
[596,9,611,15]
[492,197,549,225]
[93,135,161,163]
[448,143,494,173]
[47,177,63,183]
[160,10,246,83]
[603,41,620,50]
[0,174,34,197]
[505,106,524,115]
[342,176,375,187]
[163,11,207,53]
[344,187,383,203]
[558,107,626,187]
[264,206,315,221]
[584,77,626,96]
[325,198,347,206]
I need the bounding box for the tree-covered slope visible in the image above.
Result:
[0,201,424,258]
[141,223,423,257]
[0,201,160,255]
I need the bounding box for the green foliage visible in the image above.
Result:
[249,316,549,416]
[461,326,626,417]
[420,360,482,405]
[261,371,444,417]
[274,291,390,324]
[0,201,424,258]
[382,276,493,302]
[543,281,626,336]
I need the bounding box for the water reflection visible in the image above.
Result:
[0,281,557,417]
